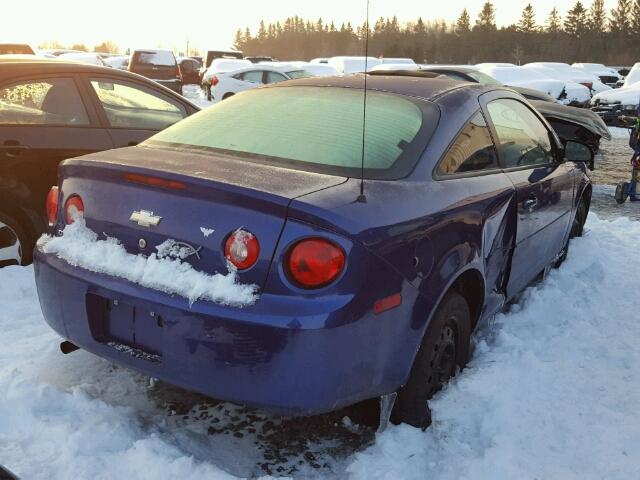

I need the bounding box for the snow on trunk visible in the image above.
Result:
[37,219,258,307]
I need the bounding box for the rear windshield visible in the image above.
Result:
[145,86,438,179]
[133,51,176,66]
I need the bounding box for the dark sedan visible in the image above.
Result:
[0,57,199,266]
[35,74,592,429]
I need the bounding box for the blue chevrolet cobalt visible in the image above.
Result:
[34,73,593,428]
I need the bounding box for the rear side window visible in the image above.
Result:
[0,78,89,126]
[265,71,287,84]
[487,99,554,168]
[438,112,498,175]
[90,80,186,130]
[241,71,264,84]
[146,86,436,179]
[133,51,176,66]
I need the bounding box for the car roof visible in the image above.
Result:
[0,56,119,74]
[0,58,199,108]
[272,72,487,102]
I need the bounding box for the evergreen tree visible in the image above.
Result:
[517,3,538,33]
[456,8,471,33]
[631,0,640,35]
[546,7,563,33]
[475,2,497,31]
[233,29,244,50]
[610,0,631,34]
[564,1,588,35]
[588,0,608,32]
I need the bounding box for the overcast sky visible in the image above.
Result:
[2,0,620,53]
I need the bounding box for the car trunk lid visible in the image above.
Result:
[57,145,347,290]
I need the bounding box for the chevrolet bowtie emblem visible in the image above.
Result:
[130,210,162,228]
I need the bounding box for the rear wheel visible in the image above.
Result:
[556,198,588,267]
[0,211,32,267]
[615,181,629,204]
[391,291,471,429]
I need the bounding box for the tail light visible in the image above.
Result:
[580,82,593,90]
[286,238,345,289]
[211,75,219,86]
[46,186,60,226]
[64,195,84,224]
[225,229,259,270]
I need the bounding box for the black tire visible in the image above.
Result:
[391,291,471,429]
[615,182,629,204]
[0,211,33,267]
[570,199,588,239]
[556,198,588,268]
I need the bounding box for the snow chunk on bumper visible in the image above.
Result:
[37,219,258,307]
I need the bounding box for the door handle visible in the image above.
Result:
[0,140,30,157]
[523,196,539,212]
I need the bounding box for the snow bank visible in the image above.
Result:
[346,213,640,479]
[2,213,639,479]
[37,219,258,307]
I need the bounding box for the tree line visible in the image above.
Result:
[234,0,640,65]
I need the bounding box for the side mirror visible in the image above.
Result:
[564,140,594,170]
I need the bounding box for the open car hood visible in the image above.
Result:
[530,100,611,141]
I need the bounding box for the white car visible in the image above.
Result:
[476,65,591,105]
[572,63,623,87]
[202,58,252,85]
[207,65,314,102]
[621,62,640,88]
[103,55,129,70]
[380,58,416,65]
[591,81,640,107]
[475,62,516,69]
[57,52,107,66]
[370,63,421,72]
[328,56,382,74]
[274,62,338,77]
[524,62,610,94]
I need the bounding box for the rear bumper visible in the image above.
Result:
[34,249,417,415]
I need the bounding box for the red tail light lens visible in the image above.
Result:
[225,229,259,270]
[46,186,60,226]
[580,82,593,90]
[211,75,219,86]
[286,238,345,289]
[64,196,84,224]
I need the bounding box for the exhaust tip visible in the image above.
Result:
[60,341,79,354]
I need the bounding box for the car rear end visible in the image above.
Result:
[129,49,182,95]
[34,84,432,415]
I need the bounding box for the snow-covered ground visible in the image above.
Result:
[2,212,639,479]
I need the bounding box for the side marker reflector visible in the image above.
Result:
[374,293,402,314]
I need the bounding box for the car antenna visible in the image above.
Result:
[356,0,370,204]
